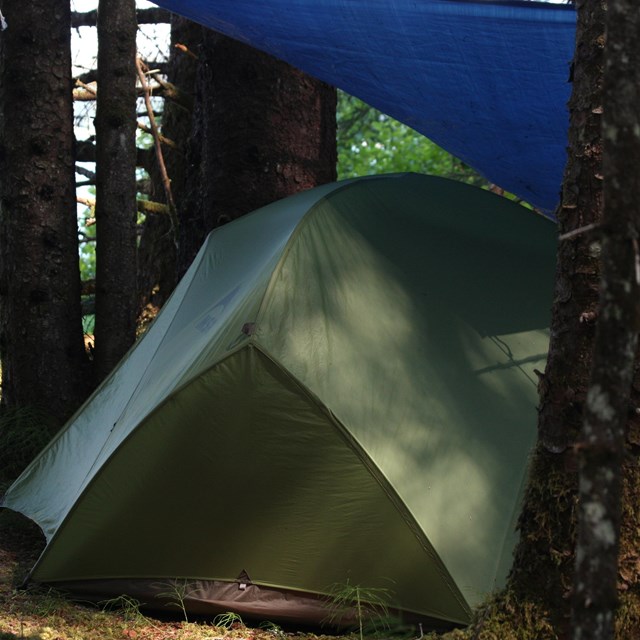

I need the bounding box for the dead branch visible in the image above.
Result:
[76,79,97,95]
[175,43,199,60]
[77,196,95,211]
[75,165,96,181]
[76,61,168,85]
[76,138,154,172]
[137,121,177,148]
[137,199,169,215]
[71,8,170,29]
[146,72,193,111]
[77,195,169,217]
[136,56,179,238]
[73,81,192,110]
[74,83,161,101]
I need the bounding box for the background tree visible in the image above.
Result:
[93,0,139,382]
[0,0,90,424]
[177,29,337,275]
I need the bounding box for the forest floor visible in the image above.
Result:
[0,509,469,640]
[0,510,354,640]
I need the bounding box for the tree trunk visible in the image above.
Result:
[0,0,90,424]
[177,31,337,276]
[571,1,640,637]
[470,1,640,637]
[508,0,605,623]
[93,0,138,381]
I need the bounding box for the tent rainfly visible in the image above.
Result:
[2,174,556,629]
[151,0,576,213]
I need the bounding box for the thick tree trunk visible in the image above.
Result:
[571,1,640,637]
[93,0,138,381]
[508,2,605,628]
[0,0,90,423]
[482,1,640,638]
[177,31,337,275]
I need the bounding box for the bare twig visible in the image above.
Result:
[140,70,193,111]
[175,43,199,60]
[75,79,97,95]
[71,7,169,28]
[77,196,96,211]
[136,56,179,241]
[74,83,169,101]
[78,231,96,243]
[75,165,96,181]
[77,195,169,217]
[76,138,154,171]
[75,61,168,85]
[137,121,176,148]
[558,222,600,241]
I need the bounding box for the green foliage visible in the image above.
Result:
[154,579,194,622]
[0,406,57,484]
[324,579,396,640]
[82,314,95,336]
[336,91,486,186]
[77,182,96,283]
[259,620,285,636]
[100,594,148,624]
[212,611,245,629]
[20,587,72,619]
[78,211,96,282]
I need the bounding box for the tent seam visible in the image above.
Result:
[253,174,409,327]
[250,342,472,620]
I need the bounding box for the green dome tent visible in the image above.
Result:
[2,174,556,628]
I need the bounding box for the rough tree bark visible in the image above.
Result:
[177,30,337,276]
[507,2,605,629]
[571,0,640,637]
[471,1,640,638]
[93,0,139,382]
[0,0,90,423]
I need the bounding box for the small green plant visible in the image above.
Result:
[324,579,395,640]
[212,610,244,629]
[22,586,69,618]
[100,594,147,624]
[259,620,285,636]
[154,579,194,623]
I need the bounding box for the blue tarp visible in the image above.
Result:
[152,0,576,213]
